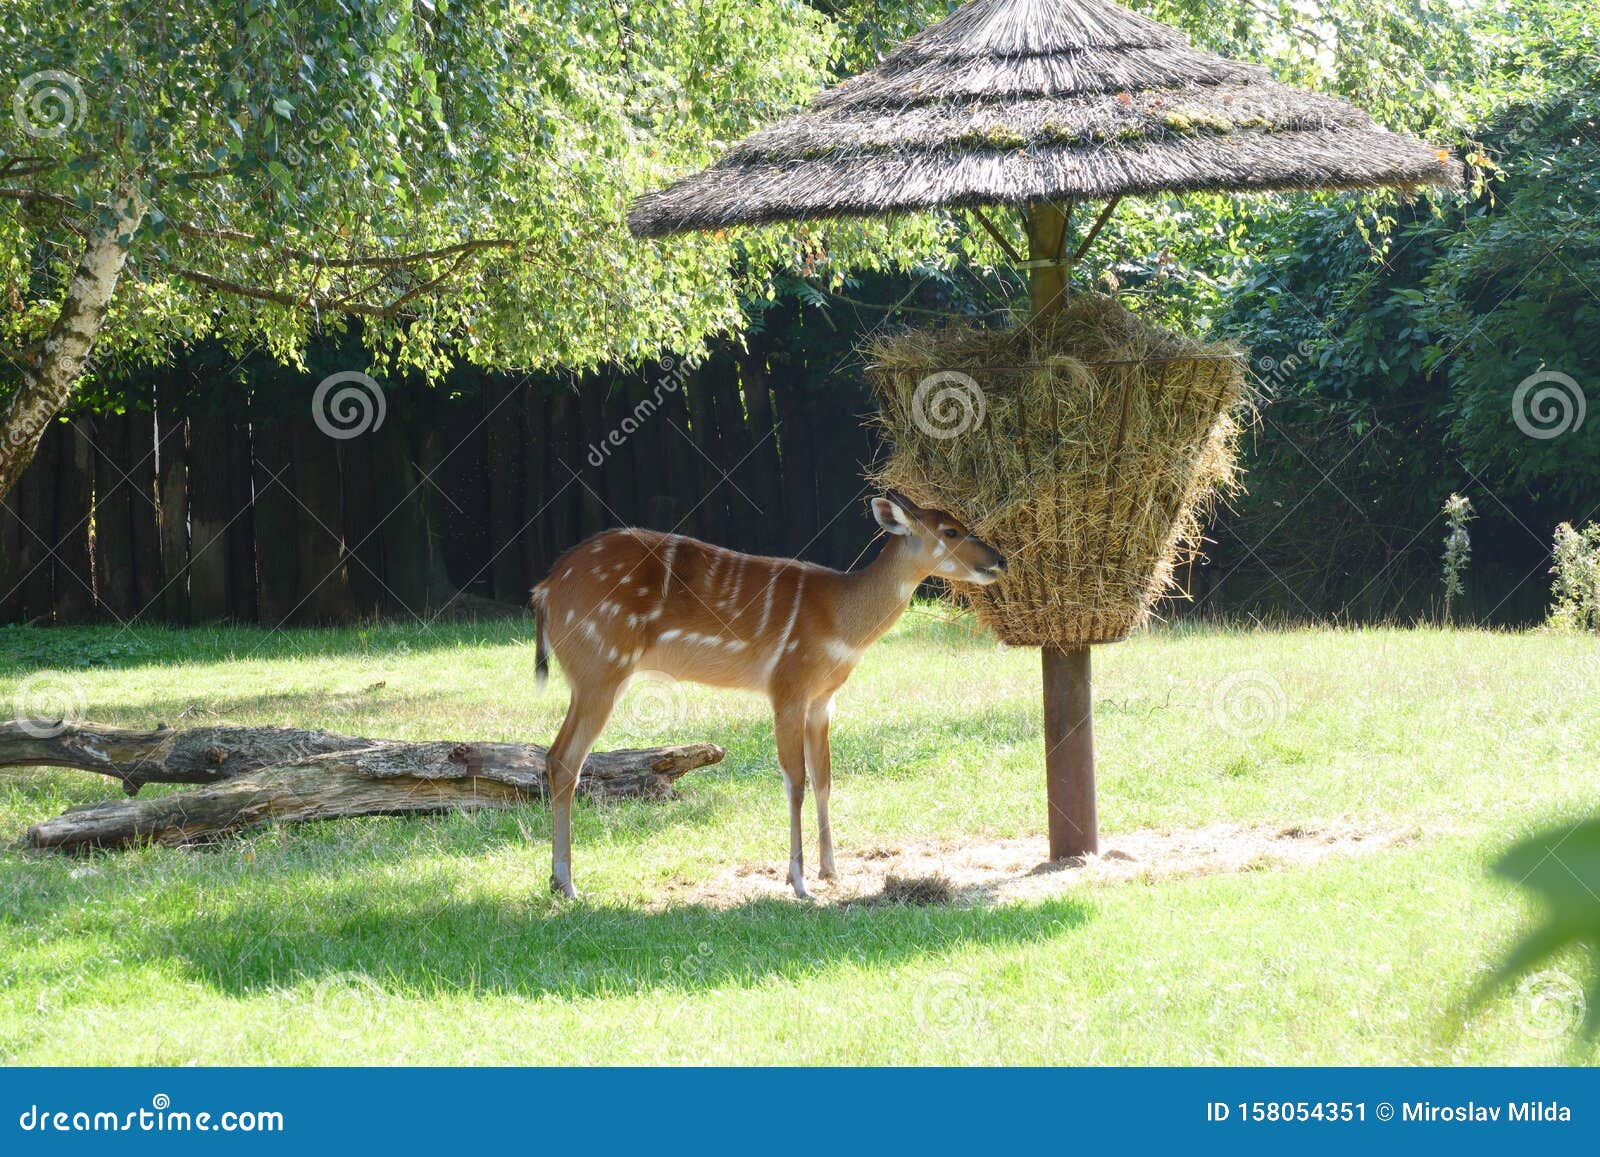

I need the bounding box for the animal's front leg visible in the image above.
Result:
[773,700,810,899]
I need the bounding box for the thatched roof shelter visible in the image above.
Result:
[626,0,1462,867]
[628,0,1459,237]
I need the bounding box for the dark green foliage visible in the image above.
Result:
[1422,96,1600,507]
[1206,90,1600,622]
[1471,818,1600,1042]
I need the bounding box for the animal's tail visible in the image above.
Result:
[530,585,550,688]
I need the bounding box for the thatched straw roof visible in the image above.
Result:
[629,0,1460,237]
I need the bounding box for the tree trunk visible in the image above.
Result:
[4,720,724,852]
[0,184,143,500]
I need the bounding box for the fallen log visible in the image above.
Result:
[5,723,724,852]
[0,720,386,794]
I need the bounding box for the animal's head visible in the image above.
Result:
[871,490,1006,585]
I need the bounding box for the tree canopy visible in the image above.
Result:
[0,0,946,494]
[2,0,1593,505]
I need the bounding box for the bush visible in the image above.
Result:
[1548,521,1600,631]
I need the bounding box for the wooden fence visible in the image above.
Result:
[0,338,883,626]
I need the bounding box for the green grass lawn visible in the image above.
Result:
[1,614,1597,1064]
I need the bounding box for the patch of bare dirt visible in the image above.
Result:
[659,817,1429,910]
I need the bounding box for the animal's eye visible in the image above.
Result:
[942,528,960,539]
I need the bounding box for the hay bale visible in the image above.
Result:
[869,293,1249,647]
[878,872,955,905]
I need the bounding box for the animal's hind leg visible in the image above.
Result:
[773,697,810,899]
[546,675,621,899]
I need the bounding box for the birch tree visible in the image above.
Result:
[0,0,937,498]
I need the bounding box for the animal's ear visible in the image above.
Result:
[871,494,915,535]
[884,488,921,515]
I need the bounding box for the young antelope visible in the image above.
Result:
[530,490,1006,898]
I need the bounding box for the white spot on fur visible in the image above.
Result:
[659,628,683,642]
[823,637,858,664]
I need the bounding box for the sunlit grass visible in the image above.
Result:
[0,614,1596,1064]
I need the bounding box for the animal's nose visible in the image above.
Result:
[992,556,1007,572]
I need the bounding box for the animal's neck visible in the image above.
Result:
[834,534,928,647]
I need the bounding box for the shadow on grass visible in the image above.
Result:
[139,873,1093,1002]
[0,620,536,677]
[0,609,988,680]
